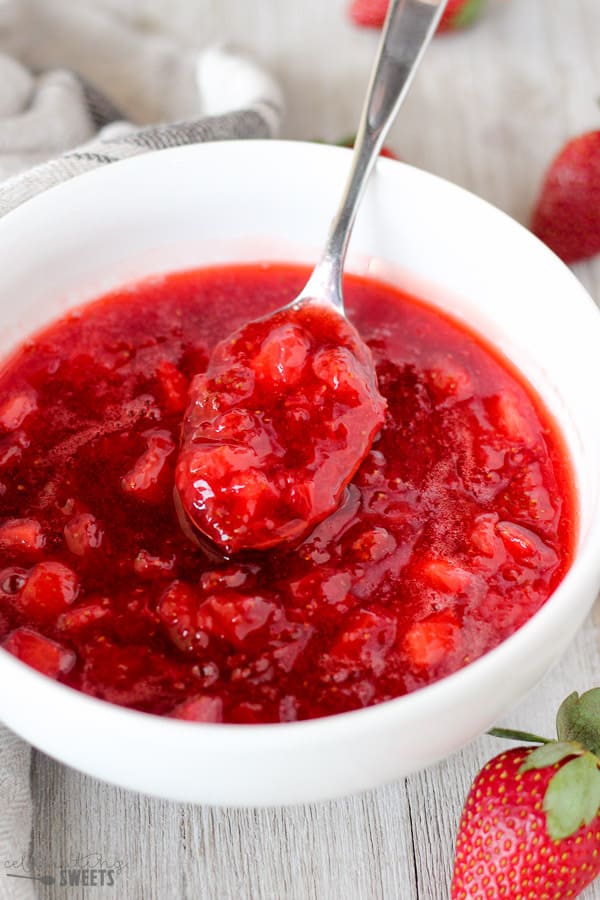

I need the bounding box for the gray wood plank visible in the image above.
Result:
[28,0,600,898]
[31,759,418,900]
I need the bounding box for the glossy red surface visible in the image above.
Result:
[176,302,386,553]
[0,264,575,722]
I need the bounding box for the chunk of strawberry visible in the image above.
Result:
[252,324,310,387]
[404,610,460,669]
[199,565,257,593]
[186,442,258,481]
[427,357,473,403]
[121,428,175,503]
[421,557,472,593]
[0,518,45,553]
[351,527,396,562]
[271,622,315,674]
[0,390,37,433]
[278,695,299,722]
[64,513,103,556]
[312,347,361,400]
[507,463,556,525]
[2,627,76,678]
[196,591,277,650]
[18,561,78,624]
[183,463,282,542]
[330,609,397,676]
[133,549,176,579]
[121,393,161,423]
[288,569,353,624]
[170,695,223,722]
[496,521,558,568]
[0,430,29,468]
[468,514,496,557]
[467,514,508,577]
[57,601,111,633]
[490,391,537,447]
[290,569,353,609]
[155,360,189,414]
[211,408,261,442]
[157,580,207,654]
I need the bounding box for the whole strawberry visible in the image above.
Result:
[531,131,600,264]
[452,689,600,899]
[348,0,485,32]
[348,0,388,29]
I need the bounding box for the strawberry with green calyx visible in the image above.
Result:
[451,689,600,900]
[348,0,486,33]
[438,0,486,33]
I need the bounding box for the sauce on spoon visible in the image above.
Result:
[175,302,386,554]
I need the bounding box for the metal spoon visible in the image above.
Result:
[176,0,447,553]
[296,0,447,316]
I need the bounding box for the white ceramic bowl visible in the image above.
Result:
[1,141,600,806]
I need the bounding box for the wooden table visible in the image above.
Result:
[32,0,600,897]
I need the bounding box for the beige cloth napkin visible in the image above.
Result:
[0,2,282,897]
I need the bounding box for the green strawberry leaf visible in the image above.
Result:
[453,0,486,29]
[520,741,583,773]
[543,752,600,840]
[556,689,600,756]
[488,727,551,744]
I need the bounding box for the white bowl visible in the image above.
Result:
[1,140,599,806]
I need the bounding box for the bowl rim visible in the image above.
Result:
[1,138,600,748]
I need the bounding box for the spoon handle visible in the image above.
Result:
[303,0,447,310]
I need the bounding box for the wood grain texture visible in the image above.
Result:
[29,0,600,897]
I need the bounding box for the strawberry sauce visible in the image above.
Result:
[176,303,386,554]
[0,264,575,722]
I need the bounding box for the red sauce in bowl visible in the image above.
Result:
[0,264,575,723]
